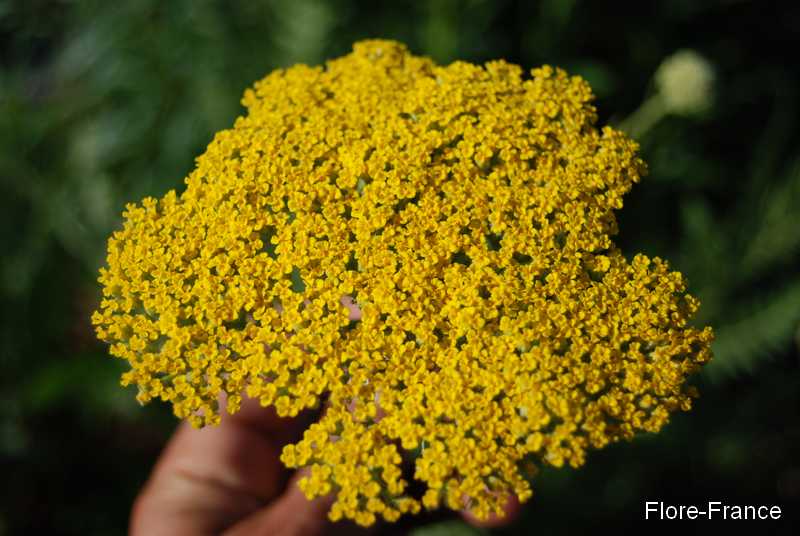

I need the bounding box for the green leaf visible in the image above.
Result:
[706,277,800,379]
[410,520,486,536]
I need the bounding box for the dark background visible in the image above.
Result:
[1,1,799,534]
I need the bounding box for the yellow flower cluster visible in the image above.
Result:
[92,40,713,526]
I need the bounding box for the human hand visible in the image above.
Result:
[130,394,520,535]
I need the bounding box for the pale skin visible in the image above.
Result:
[131,299,520,535]
[131,395,520,535]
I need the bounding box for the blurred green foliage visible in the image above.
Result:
[1,0,798,534]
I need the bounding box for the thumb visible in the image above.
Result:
[222,470,334,536]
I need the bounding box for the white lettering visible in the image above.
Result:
[644,500,780,521]
[645,501,659,520]
[708,501,721,519]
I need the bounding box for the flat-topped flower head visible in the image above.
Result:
[92,39,713,526]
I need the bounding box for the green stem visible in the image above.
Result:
[619,94,667,139]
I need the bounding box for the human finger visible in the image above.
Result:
[222,469,335,536]
[130,396,298,535]
[460,493,521,529]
